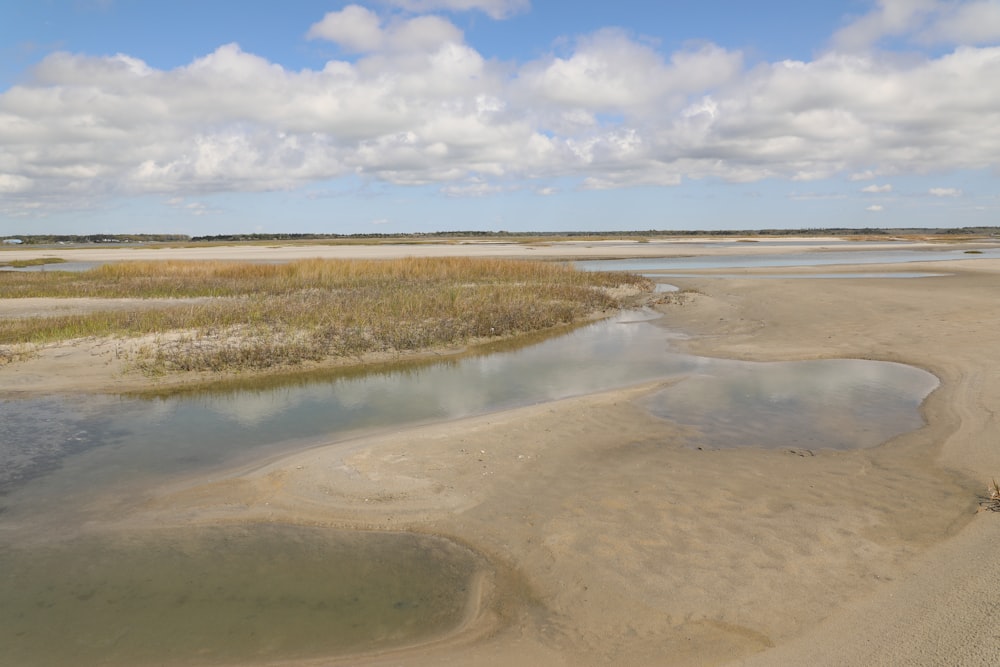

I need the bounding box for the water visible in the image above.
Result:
[0,313,699,508]
[643,272,948,279]
[0,310,939,663]
[1,310,939,527]
[573,247,1000,272]
[642,359,937,450]
[0,261,99,272]
[0,310,938,513]
[0,525,479,667]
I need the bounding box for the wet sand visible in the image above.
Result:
[2,241,999,665]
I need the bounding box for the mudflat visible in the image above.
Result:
[2,240,999,665]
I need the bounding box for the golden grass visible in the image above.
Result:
[0,257,652,374]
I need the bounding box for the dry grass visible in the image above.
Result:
[0,257,651,375]
[981,479,1000,512]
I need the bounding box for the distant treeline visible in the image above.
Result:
[1,234,189,245]
[3,227,997,245]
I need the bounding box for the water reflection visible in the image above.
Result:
[641,359,937,450]
[1,311,937,512]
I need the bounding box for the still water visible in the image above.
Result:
[573,247,1000,272]
[0,525,479,667]
[0,310,938,664]
[0,312,936,507]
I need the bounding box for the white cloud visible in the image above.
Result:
[307,6,464,54]
[517,32,742,114]
[867,204,885,211]
[389,16,465,52]
[0,174,33,193]
[920,1,1000,44]
[381,0,530,20]
[831,0,1000,51]
[307,6,384,53]
[4,10,1000,217]
[929,187,962,196]
[832,0,938,52]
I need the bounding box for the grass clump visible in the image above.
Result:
[0,257,651,375]
[981,479,1000,512]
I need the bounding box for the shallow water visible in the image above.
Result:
[642,358,937,450]
[0,310,939,663]
[574,247,1000,272]
[0,260,100,272]
[0,525,478,667]
[3,312,935,506]
[645,271,948,279]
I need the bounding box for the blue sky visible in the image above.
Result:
[2,0,999,235]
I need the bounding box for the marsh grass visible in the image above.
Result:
[0,257,67,269]
[0,257,651,374]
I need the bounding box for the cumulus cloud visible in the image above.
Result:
[920,1,1000,44]
[832,0,938,52]
[382,0,529,19]
[307,6,385,52]
[0,174,34,193]
[516,32,742,115]
[929,187,962,196]
[3,2,1000,217]
[307,5,464,53]
[867,204,885,211]
[831,0,1000,51]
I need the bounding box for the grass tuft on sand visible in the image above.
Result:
[982,479,1000,512]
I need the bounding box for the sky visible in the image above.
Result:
[1,0,999,236]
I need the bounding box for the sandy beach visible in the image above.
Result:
[2,240,999,665]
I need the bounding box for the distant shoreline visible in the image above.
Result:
[3,226,999,248]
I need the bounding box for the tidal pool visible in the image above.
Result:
[0,525,479,667]
[641,358,937,450]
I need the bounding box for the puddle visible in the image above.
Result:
[641,359,937,450]
[0,525,479,667]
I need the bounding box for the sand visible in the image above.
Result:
[2,240,999,665]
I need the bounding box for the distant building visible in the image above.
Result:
[2,238,23,245]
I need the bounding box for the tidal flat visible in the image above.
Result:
[2,237,1000,666]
